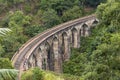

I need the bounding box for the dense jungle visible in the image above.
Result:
[0,0,120,80]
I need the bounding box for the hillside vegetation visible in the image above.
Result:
[1,0,120,80]
[0,0,105,59]
[21,68,82,80]
[63,0,120,80]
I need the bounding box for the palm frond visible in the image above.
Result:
[0,69,18,80]
[0,28,11,36]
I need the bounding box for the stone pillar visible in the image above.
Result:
[58,34,64,72]
[43,43,50,70]
[63,33,70,61]
[73,30,78,48]
[53,37,60,73]
[28,54,35,68]
[77,29,80,48]
[49,48,54,71]
[81,27,84,36]
[44,50,49,70]
[34,48,43,69]
[28,55,32,68]
[32,55,36,67]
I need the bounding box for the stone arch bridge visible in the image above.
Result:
[12,14,99,73]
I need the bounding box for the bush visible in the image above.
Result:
[0,58,13,69]
[24,4,32,14]
[21,67,43,80]
[62,6,83,22]
[24,25,46,37]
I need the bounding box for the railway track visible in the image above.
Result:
[11,14,96,70]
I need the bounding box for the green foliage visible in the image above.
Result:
[24,25,46,37]
[22,67,84,80]
[0,58,13,69]
[96,0,120,26]
[0,1,110,80]
[85,0,106,7]
[0,28,11,37]
[21,69,33,80]
[3,11,32,34]
[63,0,120,80]
[62,74,82,80]
[0,11,32,58]
[24,3,32,14]
[64,34,120,79]
[0,31,28,58]
[63,49,88,76]
[39,0,74,16]
[0,69,18,80]
[21,68,43,80]
[62,6,83,22]
[0,44,5,55]
[21,67,64,80]
[41,9,61,28]
[0,28,11,53]
[0,0,103,59]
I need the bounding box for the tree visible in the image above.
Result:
[62,6,83,22]
[0,58,13,68]
[21,68,44,80]
[4,11,32,34]
[85,0,106,7]
[1,11,31,59]
[96,0,120,24]
[63,0,120,79]
[41,9,61,28]
[96,0,120,33]
[0,28,11,56]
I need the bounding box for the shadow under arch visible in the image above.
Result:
[81,23,89,36]
[91,19,99,27]
[62,31,68,50]
[44,41,54,71]
[71,28,78,47]
[62,32,68,47]
[35,47,43,69]
[38,47,42,57]
[52,36,60,72]
[27,53,36,68]
[53,35,58,41]
[61,31,69,61]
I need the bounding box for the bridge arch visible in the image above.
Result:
[34,47,43,69]
[61,32,70,61]
[71,28,79,48]
[43,41,51,70]
[52,36,59,59]
[11,15,98,73]
[81,23,89,37]
[28,53,36,68]
[52,36,61,72]
[91,19,99,27]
